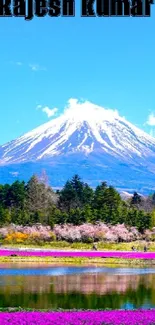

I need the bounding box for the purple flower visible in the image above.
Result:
[0,310,155,324]
[0,249,155,259]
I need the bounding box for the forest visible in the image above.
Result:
[0,172,155,235]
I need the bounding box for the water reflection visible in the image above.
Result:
[0,264,155,309]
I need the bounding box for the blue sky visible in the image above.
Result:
[0,4,155,145]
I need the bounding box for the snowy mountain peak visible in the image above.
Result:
[1,98,155,166]
[63,98,120,123]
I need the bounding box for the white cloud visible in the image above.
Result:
[36,104,42,110]
[42,107,58,118]
[146,113,155,126]
[29,64,46,71]
[9,172,19,177]
[36,98,120,122]
[36,104,58,118]
[63,98,120,122]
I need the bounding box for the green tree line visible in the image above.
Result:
[0,173,155,232]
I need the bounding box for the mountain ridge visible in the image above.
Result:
[1,99,155,194]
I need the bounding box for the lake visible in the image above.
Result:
[0,263,155,310]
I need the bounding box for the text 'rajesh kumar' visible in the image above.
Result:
[0,0,153,20]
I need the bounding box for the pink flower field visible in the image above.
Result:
[1,249,155,259]
[0,310,155,325]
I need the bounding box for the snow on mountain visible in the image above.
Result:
[1,98,155,165]
[1,98,155,193]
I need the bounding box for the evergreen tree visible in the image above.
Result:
[0,184,11,208]
[70,174,84,204]
[8,181,26,209]
[93,182,108,210]
[136,210,151,233]
[59,175,94,212]
[67,208,84,225]
[131,192,142,205]
[151,209,155,228]
[117,201,128,224]
[59,181,77,212]
[82,183,94,206]
[103,186,121,224]
[0,207,11,225]
[93,183,121,224]
[82,204,93,223]
[126,208,138,227]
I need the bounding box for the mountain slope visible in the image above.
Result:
[0,98,155,193]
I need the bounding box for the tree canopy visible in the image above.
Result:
[0,173,154,233]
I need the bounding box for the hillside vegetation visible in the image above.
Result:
[0,173,155,245]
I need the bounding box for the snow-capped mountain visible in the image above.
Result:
[1,98,155,193]
[1,98,155,164]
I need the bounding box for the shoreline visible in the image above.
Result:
[0,248,155,265]
[0,307,155,311]
[0,244,155,265]
[1,256,155,264]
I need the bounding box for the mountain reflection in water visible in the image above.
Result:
[0,264,155,310]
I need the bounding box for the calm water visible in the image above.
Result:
[0,263,155,310]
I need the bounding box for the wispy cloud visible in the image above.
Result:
[9,61,23,66]
[36,105,58,118]
[36,104,42,109]
[16,61,23,66]
[29,64,46,72]
[9,172,19,177]
[10,61,46,71]
[146,113,155,126]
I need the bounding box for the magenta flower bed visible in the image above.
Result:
[0,310,155,325]
[1,249,155,259]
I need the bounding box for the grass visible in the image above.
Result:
[3,240,155,251]
[0,254,155,265]
[1,241,155,265]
